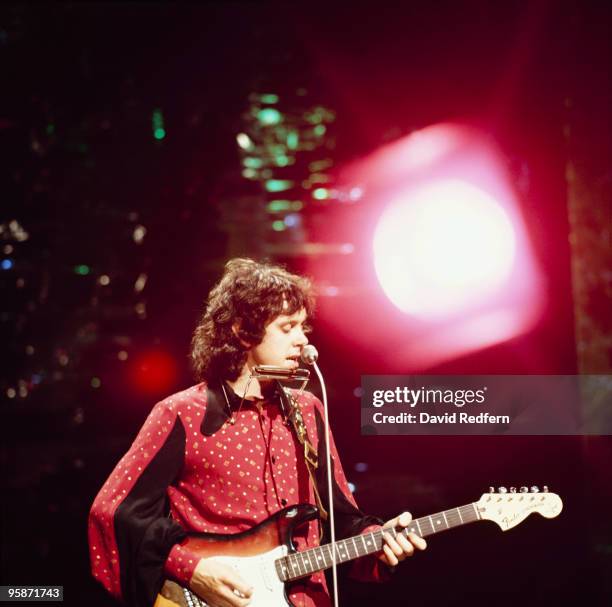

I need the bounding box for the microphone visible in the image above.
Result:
[300,344,319,365]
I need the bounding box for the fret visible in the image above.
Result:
[308,549,316,571]
[419,517,431,536]
[300,550,310,573]
[415,518,422,536]
[293,554,303,577]
[306,550,316,574]
[346,543,354,561]
[360,533,368,554]
[366,531,378,553]
[322,546,329,566]
[430,514,444,532]
[314,547,324,569]
[324,542,334,568]
[337,540,347,562]
[346,538,354,560]
[457,507,464,524]
[472,503,480,520]
[289,555,298,578]
[310,547,321,570]
[442,510,450,528]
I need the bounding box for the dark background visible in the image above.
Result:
[2,2,611,606]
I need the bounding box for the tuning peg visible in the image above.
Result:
[498,486,508,493]
[510,487,517,493]
[489,486,495,493]
[520,486,528,493]
[530,485,539,493]
[543,486,549,493]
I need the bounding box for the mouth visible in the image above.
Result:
[286,355,300,367]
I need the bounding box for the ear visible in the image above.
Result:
[231,322,251,348]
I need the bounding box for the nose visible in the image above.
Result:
[296,329,308,347]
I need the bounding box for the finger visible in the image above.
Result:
[382,544,399,567]
[219,573,253,598]
[394,533,415,557]
[397,511,412,527]
[217,584,251,607]
[383,532,405,557]
[407,532,427,551]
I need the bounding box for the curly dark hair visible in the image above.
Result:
[190,258,315,382]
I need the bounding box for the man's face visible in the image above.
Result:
[247,306,309,370]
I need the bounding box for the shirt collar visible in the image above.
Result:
[201,380,282,436]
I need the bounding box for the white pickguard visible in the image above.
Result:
[190,544,290,607]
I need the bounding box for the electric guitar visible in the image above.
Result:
[154,486,562,607]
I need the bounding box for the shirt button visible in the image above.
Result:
[281,498,288,506]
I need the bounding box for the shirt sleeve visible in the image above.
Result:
[88,400,198,607]
[311,399,392,583]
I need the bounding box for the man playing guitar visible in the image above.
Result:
[88,258,425,607]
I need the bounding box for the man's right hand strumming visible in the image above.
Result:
[189,558,253,607]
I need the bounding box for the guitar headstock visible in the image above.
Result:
[476,486,563,531]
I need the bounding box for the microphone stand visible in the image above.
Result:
[311,359,340,607]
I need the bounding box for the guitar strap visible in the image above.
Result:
[278,383,329,522]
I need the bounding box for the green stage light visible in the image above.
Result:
[267,200,292,212]
[313,188,329,200]
[74,264,91,275]
[286,131,299,150]
[257,108,282,125]
[243,157,264,168]
[272,220,286,231]
[265,179,294,192]
[242,168,258,179]
[152,109,165,140]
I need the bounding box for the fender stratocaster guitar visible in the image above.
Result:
[154,487,562,607]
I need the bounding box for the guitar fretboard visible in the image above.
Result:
[275,502,481,582]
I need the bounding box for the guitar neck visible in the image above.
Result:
[277,502,481,582]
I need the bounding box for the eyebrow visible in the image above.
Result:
[278,314,307,324]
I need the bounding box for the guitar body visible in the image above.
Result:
[154,503,319,607]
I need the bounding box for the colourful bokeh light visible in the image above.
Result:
[257,108,282,126]
[129,350,178,396]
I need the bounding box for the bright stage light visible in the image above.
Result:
[373,179,516,318]
[317,123,545,369]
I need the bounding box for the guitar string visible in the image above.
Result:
[279,504,481,579]
[280,496,552,579]
[182,495,553,595]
